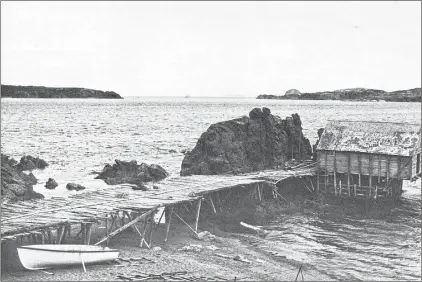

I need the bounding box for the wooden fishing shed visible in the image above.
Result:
[315,120,421,198]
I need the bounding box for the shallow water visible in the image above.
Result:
[1,97,421,280]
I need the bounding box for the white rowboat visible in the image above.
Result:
[17,245,119,270]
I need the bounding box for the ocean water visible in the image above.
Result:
[1,97,421,280]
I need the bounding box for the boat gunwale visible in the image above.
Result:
[17,245,119,254]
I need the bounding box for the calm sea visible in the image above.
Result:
[1,97,421,280]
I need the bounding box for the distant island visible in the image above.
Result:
[257,88,421,102]
[1,85,123,99]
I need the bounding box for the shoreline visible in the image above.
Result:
[1,213,333,281]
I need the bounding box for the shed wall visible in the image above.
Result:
[317,151,413,179]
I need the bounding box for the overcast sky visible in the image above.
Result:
[1,1,421,97]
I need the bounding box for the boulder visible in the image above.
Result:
[249,108,264,119]
[66,183,86,191]
[96,160,169,186]
[148,164,169,181]
[180,108,312,176]
[1,154,44,203]
[17,155,48,171]
[45,178,58,189]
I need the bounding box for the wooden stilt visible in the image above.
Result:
[164,206,174,242]
[94,209,155,246]
[369,155,373,190]
[40,231,45,244]
[208,195,216,213]
[148,213,154,246]
[375,186,378,199]
[317,173,320,192]
[334,172,337,196]
[155,209,165,229]
[333,151,337,196]
[86,223,93,245]
[347,175,351,197]
[325,152,328,193]
[173,211,198,235]
[57,225,65,244]
[81,223,86,245]
[105,214,109,242]
[109,214,117,233]
[194,198,202,233]
[62,224,69,244]
[257,184,262,202]
[216,192,222,212]
[354,184,357,197]
[47,229,52,243]
[140,217,149,248]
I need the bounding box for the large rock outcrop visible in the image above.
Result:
[1,85,123,99]
[180,108,312,176]
[1,154,44,203]
[95,160,169,187]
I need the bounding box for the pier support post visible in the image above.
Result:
[148,212,154,247]
[57,225,65,244]
[194,198,202,233]
[208,195,216,213]
[85,223,93,245]
[216,192,222,212]
[164,206,174,242]
[317,173,320,192]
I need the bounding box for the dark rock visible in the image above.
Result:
[169,149,177,154]
[153,185,159,190]
[180,108,312,176]
[66,183,86,191]
[45,178,58,189]
[262,107,271,118]
[148,164,169,181]
[17,155,48,171]
[1,154,44,203]
[249,108,264,119]
[96,159,169,186]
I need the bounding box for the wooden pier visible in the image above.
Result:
[1,165,317,247]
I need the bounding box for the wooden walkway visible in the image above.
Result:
[1,165,317,246]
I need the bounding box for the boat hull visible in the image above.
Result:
[17,245,119,270]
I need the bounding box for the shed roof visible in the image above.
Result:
[316,120,421,156]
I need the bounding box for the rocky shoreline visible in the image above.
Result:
[1,85,123,99]
[1,154,45,203]
[257,87,421,102]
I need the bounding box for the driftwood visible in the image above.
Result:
[240,222,269,237]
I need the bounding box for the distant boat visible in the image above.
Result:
[17,245,119,270]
